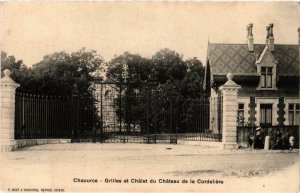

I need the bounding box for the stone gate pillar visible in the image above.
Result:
[1,69,20,152]
[219,73,241,149]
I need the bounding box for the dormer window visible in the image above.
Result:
[255,25,278,90]
[261,67,273,88]
[256,45,278,90]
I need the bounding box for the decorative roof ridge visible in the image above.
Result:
[256,45,278,64]
[256,45,269,64]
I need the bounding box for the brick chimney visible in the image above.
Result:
[247,23,254,52]
[266,23,274,52]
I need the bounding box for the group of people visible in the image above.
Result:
[248,127,263,149]
[248,127,295,150]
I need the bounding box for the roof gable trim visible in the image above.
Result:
[255,45,278,65]
[256,45,268,64]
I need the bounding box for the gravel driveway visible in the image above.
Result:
[0,143,299,193]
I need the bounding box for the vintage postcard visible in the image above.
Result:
[0,1,299,193]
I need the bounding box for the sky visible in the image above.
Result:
[1,2,300,67]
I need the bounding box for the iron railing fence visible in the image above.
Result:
[237,125,299,149]
[15,92,74,139]
[14,83,223,143]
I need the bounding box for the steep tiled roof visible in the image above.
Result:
[208,43,299,76]
[274,45,299,75]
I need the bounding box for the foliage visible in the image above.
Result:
[1,49,105,133]
[106,49,205,97]
[1,48,105,95]
[105,49,206,133]
[152,48,187,84]
[2,48,207,134]
[1,51,34,89]
[106,52,153,83]
[31,48,105,95]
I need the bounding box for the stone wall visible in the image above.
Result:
[15,139,71,149]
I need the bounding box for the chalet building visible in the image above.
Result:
[204,24,300,140]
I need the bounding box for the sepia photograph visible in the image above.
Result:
[0,1,299,193]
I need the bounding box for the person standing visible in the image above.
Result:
[289,135,295,151]
[274,129,282,150]
[254,127,263,149]
[248,133,255,149]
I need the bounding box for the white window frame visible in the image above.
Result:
[284,98,300,125]
[237,103,245,126]
[288,104,300,125]
[260,104,273,126]
[237,97,250,126]
[260,67,273,88]
[256,46,278,91]
[255,98,278,126]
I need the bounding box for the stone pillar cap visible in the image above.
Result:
[224,73,239,86]
[3,69,12,77]
[1,69,20,87]
[227,73,233,80]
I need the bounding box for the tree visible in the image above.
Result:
[1,49,105,95]
[106,52,153,132]
[182,57,205,98]
[152,48,187,84]
[1,51,23,73]
[30,48,106,136]
[149,52,205,134]
[30,48,105,95]
[106,52,153,83]
[105,49,206,134]
[1,49,106,137]
[1,51,34,91]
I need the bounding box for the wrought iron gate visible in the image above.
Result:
[87,82,221,143]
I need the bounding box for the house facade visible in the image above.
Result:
[205,24,300,141]
[93,83,121,133]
